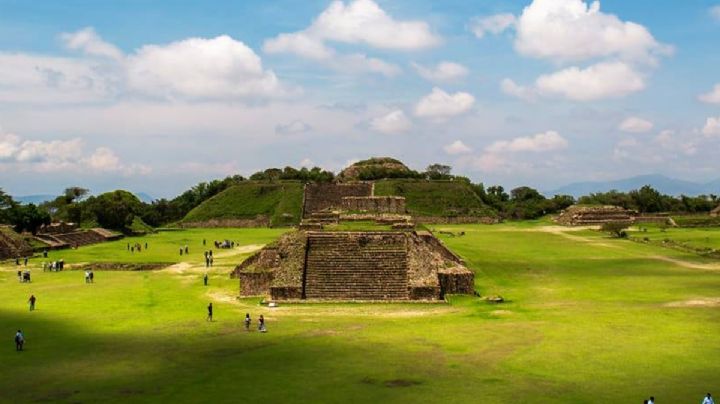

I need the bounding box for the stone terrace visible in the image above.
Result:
[302,183,373,218]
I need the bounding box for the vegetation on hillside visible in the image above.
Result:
[374,179,497,217]
[181,182,303,226]
[578,185,718,213]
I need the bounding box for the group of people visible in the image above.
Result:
[84,269,95,283]
[127,242,148,253]
[204,250,214,268]
[179,245,189,255]
[17,270,31,283]
[214,240,235,249]
[642,394,714,403]
[15,257,28,266]
[43,259,65,271]
[244,313,266,332]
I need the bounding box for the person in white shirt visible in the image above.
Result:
[703,393,715,404]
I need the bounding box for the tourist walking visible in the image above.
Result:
[703,393,715,404]
[207,303,213,321]
[89,270,94,283]
[648,397,655,404]
[184,245,189,254]
[28,295,36,311]
[258,315,266,332]
[14,330,24,351]
[24,257,28,266]
[203,273,208,286]
[244,313,251,331]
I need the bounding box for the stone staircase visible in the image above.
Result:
[304,232,409,300]
[0,226,32,259]
[34,228,120,249]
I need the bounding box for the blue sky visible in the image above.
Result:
[0,0,719,198]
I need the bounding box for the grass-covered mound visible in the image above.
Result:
[374,179,497,218]
[181,182,303,227]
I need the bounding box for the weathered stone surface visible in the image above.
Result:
[240,271,274,296]
[711,205,720,217]
[341,196,406,214]
[555,205,636,226]
[33,227,121,250]
[0,225,32,259]
[181,216,270,228]
[302,183,372,218]
[438,268,475,296]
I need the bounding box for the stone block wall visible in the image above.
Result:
[239,271,274,296]
[303,183,373,218]
[438,269,475,296]
[341,196,406,214]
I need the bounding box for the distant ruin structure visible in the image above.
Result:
[711,205,720,217]
[555,205,636,226]
[0,225,32,259]
[34,222,122,249]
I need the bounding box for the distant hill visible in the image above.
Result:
[181,182,304,226]
[549,174,720,197]
[14,194,56,205]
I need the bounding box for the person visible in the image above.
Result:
[15,257,19,266]
[14,330,24,351]
[203,273,208,286]
[203,239,206,246]
[85,270,90,283]
[28,295,36,311]
[209,256,214,267]
[43,249,48,258]
[205,255,210,268]
[89,270,94,283]
[179,247,183,256]
[127,242,130,251]
[24,257,28,266]
[207,303,213,321]
[258,315,266,332]
[648,397,654,404]
[145,242,148,250]
[131,246,134,254]
[244,313,251,331]
[184,245,189,254]
[17,270,22,282]
[703,393,715,404]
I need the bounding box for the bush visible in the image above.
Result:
[601,221,630,238]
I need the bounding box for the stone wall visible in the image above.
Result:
[341,196,406,214]
[181,216,271,228]
[239,271,275,296]
[303,183,373,218]
[555,205,636,226]
[438,269,475,296]
[414,216,499,225]
[37,221,78,235]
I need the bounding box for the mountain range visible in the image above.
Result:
[548,174,720,198]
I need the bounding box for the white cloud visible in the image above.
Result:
[503,62,645,101]
[536,62,645,101]
[412,62,468,83]
[486,130,568,153]
[276,120,312,135]
[514,0,670,64]
[414,87,475,120]
[128,35,290,99]
[302,0,440,50]
[299,158,315,168]
[470,14,516,38]
[699,84,720,104]
[619,117,653,133]
[263,0,438,77]
[443,140,472,155]
[0,128,147,174]
[711,5,720,21]
[500,78,536,101]
[702,116,720,137]
[61,27,124,60]
[370,110,412,134]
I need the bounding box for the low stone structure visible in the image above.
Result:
[0,225,32,260]
[711,205,720,217]
[341,196,406,214]
[233,230,475,301]
[555,205,636,226]
[302,183,373,218]
[37,221,79,235]
[34,226,122,249]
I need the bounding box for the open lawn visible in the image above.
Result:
[1,224,719,403]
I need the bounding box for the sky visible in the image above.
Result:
[1,0,719,198]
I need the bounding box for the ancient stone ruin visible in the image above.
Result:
[34,221,122,249]
[711,205,720,217]
[555,205,636,226]
[0,225,32,260]
[233,230,474,301]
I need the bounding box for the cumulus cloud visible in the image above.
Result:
[470,14,516,38]
[699,84,720,104]
[275,120,312,135]
[711,5,720,21]
[443,140,472,155]
[0,129,147,174]
[702,116,720,137]
[127,35,291,99]
[619,116,654,133]
[264,0,439,76]
[61,27,124,60]
[486,131,568,153]
[514,0,670,64]
[411,62,468,83]
[414,87,475,120]
[369,110,412,134]
[504,62,645,101]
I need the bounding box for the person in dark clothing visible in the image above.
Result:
[179,247,183,256]
[43,249,48,258]
[203,239,206,246]
[258,315,266,332]
[207,303,213,321]
[145,242,148,250]
[28,295,36,311]
[203,273,208,286]
[89,271,94,283]
[244,313,251,331]
[14,330,24,351]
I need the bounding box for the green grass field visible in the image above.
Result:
[2,224,719,403]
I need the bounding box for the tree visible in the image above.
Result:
[86,190,144,231]
[11,203,51,234]
[425,164,452,180]
[629,185,665,213]
[510,186,544,202]
[64,187,89,203]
